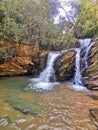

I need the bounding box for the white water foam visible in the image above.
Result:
[70,84,89,92]
[29,52,60,91]
[74,48,82,85]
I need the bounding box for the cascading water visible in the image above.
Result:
[29,52,61,91]
[29,39,94,92]
[72,38,93,91]
[74,48,83,85]
[39,52,60,82]
[79,39,93,73]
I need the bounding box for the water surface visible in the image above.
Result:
[0,76,98,130]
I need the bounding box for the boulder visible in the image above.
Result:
[54,50,76,81]
[83,40,98,90]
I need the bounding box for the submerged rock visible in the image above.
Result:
[54,50,76,81]
[6,97,42,116]
[83,39,98,90]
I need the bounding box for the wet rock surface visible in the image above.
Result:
[84,39,98,90]
[54,50,76,81]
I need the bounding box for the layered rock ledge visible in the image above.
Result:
[54,50,76,81]
[0,41,76,80]
[84,39,98,90]
[0,41,47,76]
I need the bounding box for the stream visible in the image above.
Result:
[0,76,98,130]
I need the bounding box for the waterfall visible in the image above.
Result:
[39,52,60,82]
[74,38,93,87]
[74,48,83,85]
[29,52,61,91]
[79,39,93,73]
[28,39,94,92]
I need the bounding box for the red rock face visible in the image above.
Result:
[84,40,98,90]
[0,41,76,81]
[0,41,47,76]
[0,39,97,91]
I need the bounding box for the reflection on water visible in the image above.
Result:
[0,76,98,130]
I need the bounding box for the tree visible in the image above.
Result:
[76,0,98,38]
[0,0,62,50]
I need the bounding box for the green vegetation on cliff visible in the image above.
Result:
[0,0,98,49]
[0,0,77,50]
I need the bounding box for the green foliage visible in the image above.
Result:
[0,0,98,50]
[0,0,62,50]
[0,47,15,64]
[76,0,98,38]
[84,25,98,38]
[0,0,78,50]
[61,31,78,49]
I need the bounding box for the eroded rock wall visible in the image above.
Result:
[84,40,98,90]
[0,41,47,76]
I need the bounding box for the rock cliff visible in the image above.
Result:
[84,39,98,90]
[0,41,76,81]
[0,40,98,91]
[0,41,47,76]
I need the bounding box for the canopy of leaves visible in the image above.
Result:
[0,0,63,49]
[0,0,79,50]
[0,0,98,50]
[76,0,98,38]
